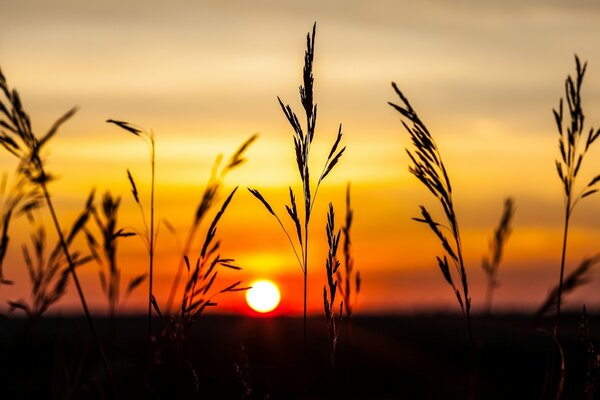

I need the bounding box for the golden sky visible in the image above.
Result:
[2,0,600,315]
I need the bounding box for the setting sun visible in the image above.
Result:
[246,280,281,313]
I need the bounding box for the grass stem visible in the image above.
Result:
[40,180,117,397]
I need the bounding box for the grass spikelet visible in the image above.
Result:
[248,22,345,352]
[107,118,157,352]
[323,202,342,367]
[0,173,42,285]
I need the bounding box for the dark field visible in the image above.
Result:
[1,314,599,399]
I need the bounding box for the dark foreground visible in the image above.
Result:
[0,314,598,399]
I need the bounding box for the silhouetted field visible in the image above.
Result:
[1,313,598,399]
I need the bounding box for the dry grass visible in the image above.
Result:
[338,183,360,320]
[248,22,345,350]
[482,197,515,314]
[8,192,95,318]
[579,306,600,399]
[0,173,42,287]
[107,119,156,349]
[3,25,600,400]
[553,55,600,335]
[149,186,248,390]
[106,120,254,386]
[389,83,473,340]
[165,133,256,313]
[0,66,116,391]
[323,202,341,367]
[85,191,147,320]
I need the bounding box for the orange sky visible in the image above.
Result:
[2,1,600,315]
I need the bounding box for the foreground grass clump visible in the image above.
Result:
[9,193,94,319]
[85,191,147,322]
[482,197,515,314]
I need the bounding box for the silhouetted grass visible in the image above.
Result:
[323,202,341,367]
[8,192,95,319]
[107,118,157,353]
[389,83,473,341]
[482,197,515,314]
[0,66,116,392]
[3,23,600,400]
[0,173,42,287]
[248,22,345,353]
[85,191,146,321]
[553,55,600,336]
[149,187,249,392]
[537,256,599,318]
[165,133,256,313]
[338,182,360,320]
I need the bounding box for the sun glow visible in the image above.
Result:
[246,280,281,313]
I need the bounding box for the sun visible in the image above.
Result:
[246,280,281,313]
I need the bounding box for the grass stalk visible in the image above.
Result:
[164,134,256,313]
[552,55,600,337]
[149,133,155,348]
[248,22,345,356]
[389,82,472,340]
[0,67,117,395]
[482,197,514,315]
[106,119,156,353]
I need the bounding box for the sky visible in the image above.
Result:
[2,0,600,315]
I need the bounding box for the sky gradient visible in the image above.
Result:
[2,0,600,315]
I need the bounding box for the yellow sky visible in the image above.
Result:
[2,0,600,314]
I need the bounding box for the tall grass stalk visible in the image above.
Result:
[0,67,116,393]
[248,23,345,351]
[323,203,341,367]
[338,183,360,320]
[482,197,514,314]
[106,119,156,350]
[389,83,472,341]
[164,134,256,313]
[553,55,600,336]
